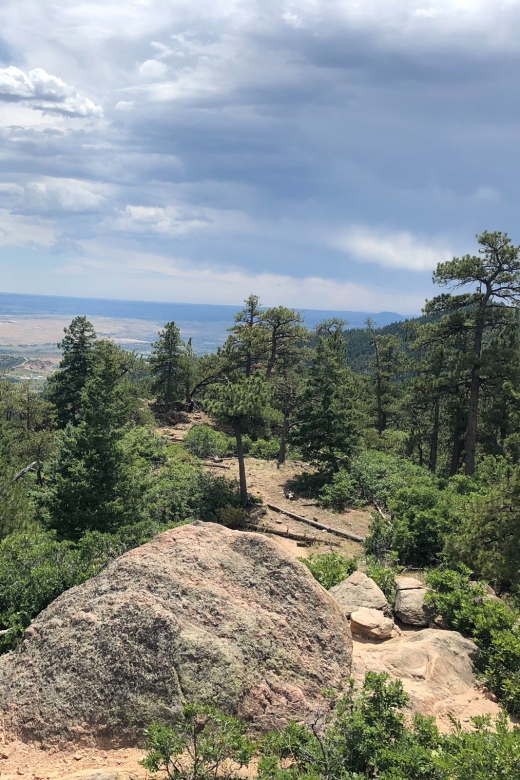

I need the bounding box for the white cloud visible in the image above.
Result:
[0,66,103,117]
[335,226,452,271]
[109,205,209,235]
[138,59,168,79]
[412,7,442,18]
[19,179,107,214]
[114,100,134,111]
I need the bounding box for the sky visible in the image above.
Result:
[0,0,517,314]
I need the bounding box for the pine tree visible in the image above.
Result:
[259,306,307,379]
[226,294,265,376]
[291,321,360,473]
[426,231,520,475]
[46,316,97,426]
[149,322,185,409]
[206,375,272,506]
[41,341,147,539]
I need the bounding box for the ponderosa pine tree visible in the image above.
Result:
[365,318,402,436]
[425,231,520,475]
[149,321,185,409]
[206,375,272,506]
[259,306,307,379]
[46,316,97,427]
[226,295,265,376]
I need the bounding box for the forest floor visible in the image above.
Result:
[158,411,372,558]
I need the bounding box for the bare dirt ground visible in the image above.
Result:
[221,457,370,558]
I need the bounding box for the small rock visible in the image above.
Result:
[350,607,396,640]
[0,749,10,759]
[73,751,83,760]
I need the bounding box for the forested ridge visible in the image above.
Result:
[4,231,520,776]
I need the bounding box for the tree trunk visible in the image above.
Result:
[265,330,277,379]
[465,308,486,476]
[450,435,464,477]
[233,419,248,507]
[277,413,289,468]
[376,374,385,434]
[429,399,440,473]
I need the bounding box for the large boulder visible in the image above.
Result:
[0,522,352,746]
[330,571,388,617]
[350,608,397,640]
[394,576,429,626]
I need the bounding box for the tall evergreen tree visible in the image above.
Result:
[206,375,272,506]
[41,341,147,539]
[291,320,360,473]
[226,294,265,376]
[149,322,185,409]
[259,306,307,379]
[46,316,97,427]
[365,318,402,436]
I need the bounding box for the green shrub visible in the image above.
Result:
[258,672,520,780]
[248,438,280,460]
[140,704,256,780]
[365,559,401,604]
[299,552,357,589]
[318,470,359,511]
[183,425,233,459]
[217,505,247,528]
[149,452,241,525]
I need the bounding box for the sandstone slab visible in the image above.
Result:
[330,571,388,616]
[353,628,488,723]
[0,522,352,745]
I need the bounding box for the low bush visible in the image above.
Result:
[248,438,280,460]
[141,674,520,780]
[149,452,241,525]
[183,425,233,459]
[141,703,256,780]
[365,558,401,604]
[258,672,520,780]
[299,552,357,590]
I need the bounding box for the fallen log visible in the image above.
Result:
[15,462,37,481]
[266,503,365,543]
[243,523,340,546]
[203,462,231,469]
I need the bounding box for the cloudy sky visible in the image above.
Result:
[0,0,517,313]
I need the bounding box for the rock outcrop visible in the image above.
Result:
[350,607,398,640]
[0,522,352,745]
[330,571,388,616]
[394,576,429,626]
[353,628,485,721]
